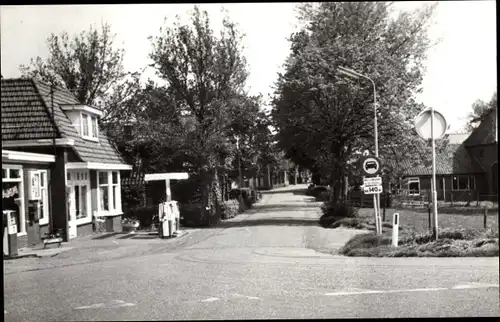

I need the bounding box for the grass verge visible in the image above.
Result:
[339,228,499,257]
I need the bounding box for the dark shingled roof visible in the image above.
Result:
[463,107,497,147]
[1,78,129,166]
[1,78,59,140]
[384,133,484,176]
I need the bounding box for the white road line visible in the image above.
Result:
[452,283,499,289]
[4,310,8,314]
[112,241,118,244]
[75,303,106,310]
[326,284,499,297]
[75,300,136,310]
[233,293,260,300]
[201,297,220,303]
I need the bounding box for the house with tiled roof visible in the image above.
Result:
[2,78,132,251]
[385,108,497,202]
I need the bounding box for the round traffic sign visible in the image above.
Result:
[414,108,448,140]
[361,156,382,176]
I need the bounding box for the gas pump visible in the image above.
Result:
[3,210,18,257]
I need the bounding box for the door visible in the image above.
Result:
[67,186,77,239]
[27,200,41,246]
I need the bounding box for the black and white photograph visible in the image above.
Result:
[1,1,498,320]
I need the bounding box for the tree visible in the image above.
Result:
[149,6,250,216]
[272,2,442,204]
[464,91,497,131]
[19,22,140,128]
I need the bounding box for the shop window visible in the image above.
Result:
[2,166,25,235]
[97,171,122,213]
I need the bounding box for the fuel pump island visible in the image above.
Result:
[144,172,189,238]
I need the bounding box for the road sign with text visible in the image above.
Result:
[364,185,383,195]
[363,176,382,187]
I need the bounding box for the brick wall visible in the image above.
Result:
[77,222,93,237]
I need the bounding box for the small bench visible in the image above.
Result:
[41,232,63,249]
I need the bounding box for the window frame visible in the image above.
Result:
[451,175,475,191]
[38,170,49,226]
[66,170,92,226]
[407,177,420,196]
[97,171,122,215]
[80,112,99,142]
[2,165,26,236]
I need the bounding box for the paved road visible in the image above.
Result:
[4,185,499,320]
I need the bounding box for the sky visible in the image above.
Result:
[0,1,496,132]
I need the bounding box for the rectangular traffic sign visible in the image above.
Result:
[363,176,382,186]
[364,185,383,194]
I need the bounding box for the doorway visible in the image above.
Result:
[66,170,91,239]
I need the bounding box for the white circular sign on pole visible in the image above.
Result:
[361,156,382,176]
[414,108,448,140]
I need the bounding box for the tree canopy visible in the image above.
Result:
[19,22,142,128]
[272,2,442,202]
[465,91,497,131]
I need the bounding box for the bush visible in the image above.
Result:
[179,203,218,227]
[339,233,392,255]
[321,201,359,219]
[221,200,239,220]
[230,188,254,209]
[330,218,366,229]
[123,205,158,229]
[315,191,330,201]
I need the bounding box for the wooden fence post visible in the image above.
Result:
[476,190,480,207]
[483,206,488,229]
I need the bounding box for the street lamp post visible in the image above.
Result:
[236,136,243,201]
[337,66,382,235]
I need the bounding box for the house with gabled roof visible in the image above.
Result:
[2,78,132,250]
[385,107,497,202]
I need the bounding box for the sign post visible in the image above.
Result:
[414,107,447,240]
[360,156,383,235]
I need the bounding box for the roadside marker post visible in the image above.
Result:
[392,213,399,248]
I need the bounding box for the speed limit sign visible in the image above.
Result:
[363,185,383,195]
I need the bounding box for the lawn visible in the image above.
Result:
[358,208,499,233]
[330,207,499,257]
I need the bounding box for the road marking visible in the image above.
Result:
[233,293,260,300]
[325,284,499,297]
[112,241,118,244]
[75,300,135,310]
[201,297,220,303]
[452,283,499,290]
[75,303,106,309]
[4,310,7,314]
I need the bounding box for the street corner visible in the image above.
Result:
[4,245,74,261]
